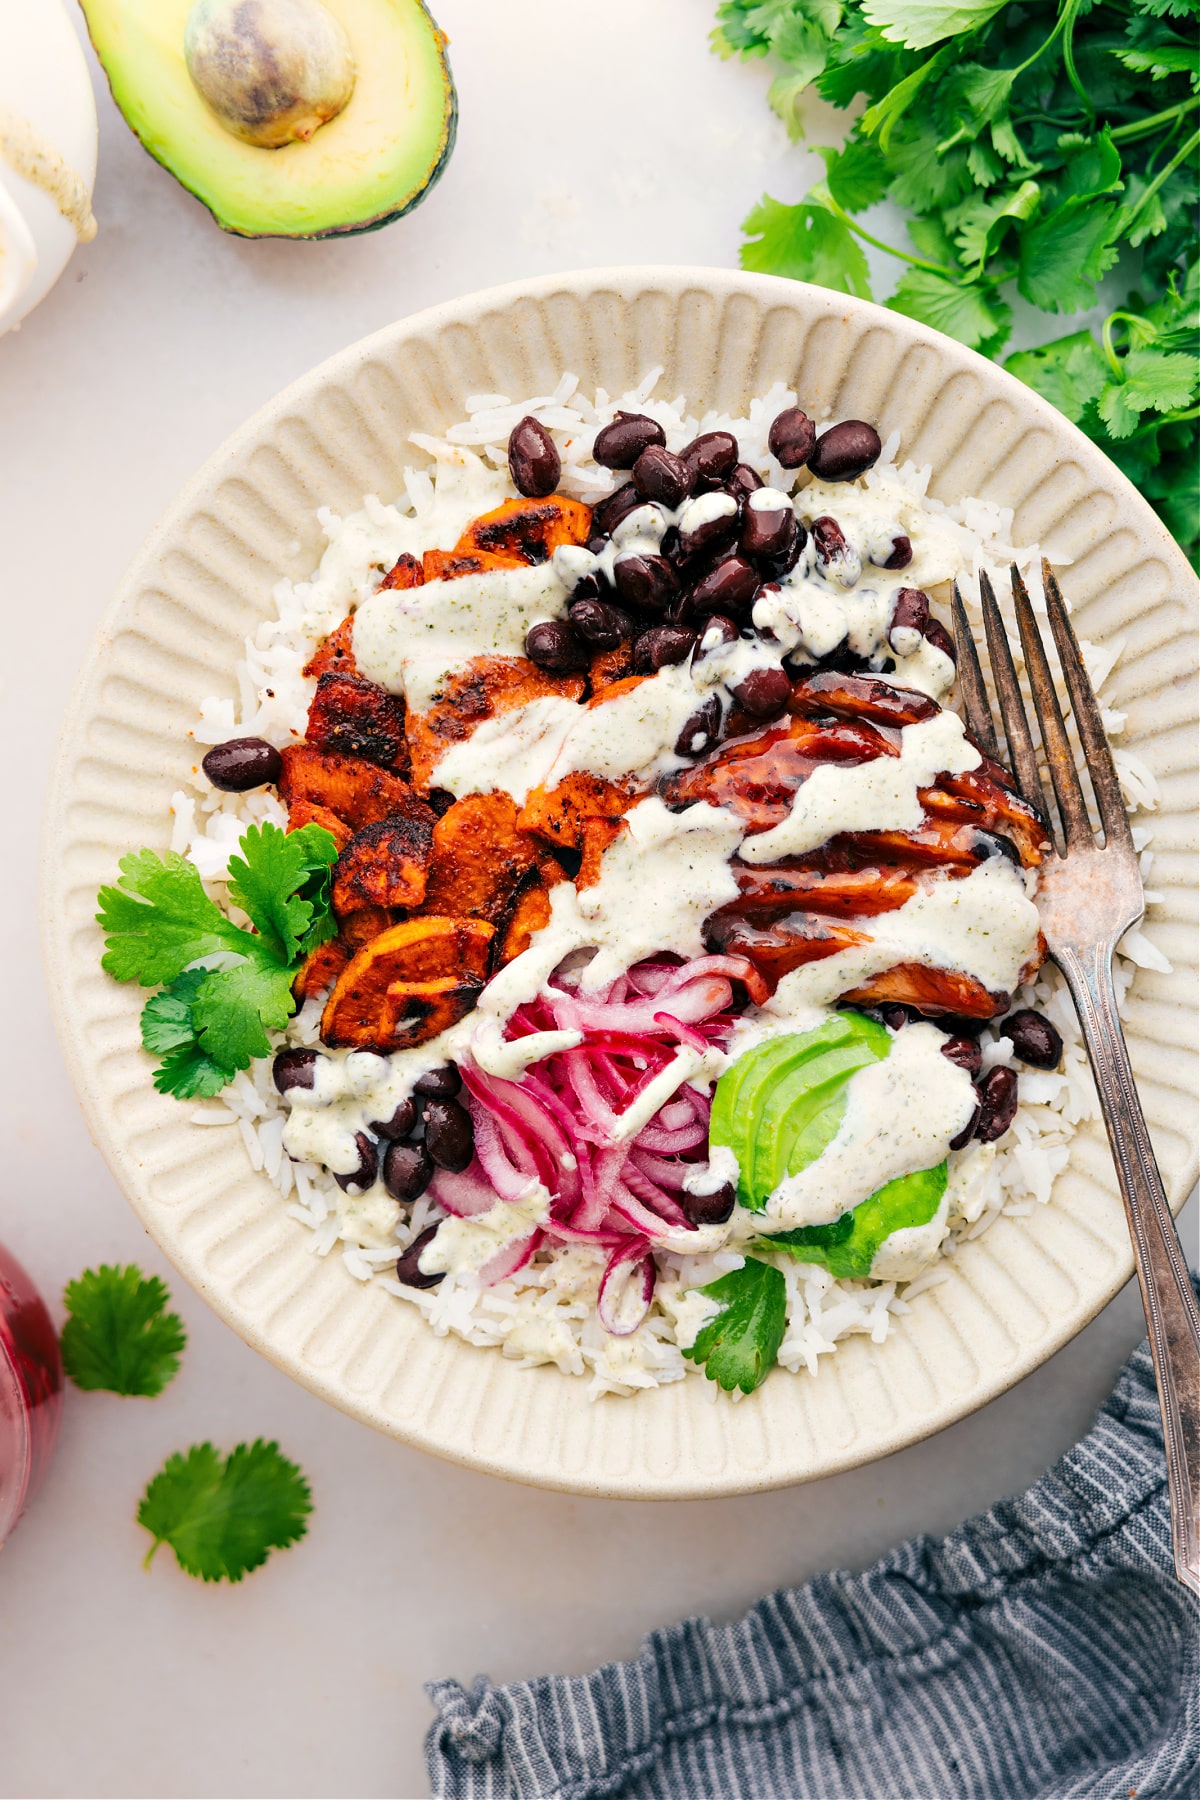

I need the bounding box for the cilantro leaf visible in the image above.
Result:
[138,1439,312,1582]
[861,0,1006,52]
[741,194,873,295]
[190,959,296,1067]
[818,137,890,209]
[139,968,209,1054]
[681,1257,787,1393]
[61,1265,186,1397]
[224,822,337,966]
[861,44,955,150]
[888,268,1013,355]
[1017,198,1120,311]
[152,1038,235,1099]
[1097,347,1197,436]
[1004,329,1110,422]
[97,850,246,986]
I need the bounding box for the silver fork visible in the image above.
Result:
[951,558,1200,1597]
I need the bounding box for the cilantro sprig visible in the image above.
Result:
[61,1264,187,1397]
[97,822,338,1098]
[682,1256,788,1393]
[714,0,1200,567]
[138,1439,312,1582]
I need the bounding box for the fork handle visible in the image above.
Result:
[1058,939,1200,1597]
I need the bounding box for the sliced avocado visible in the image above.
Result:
[80,0,456,238]
[710,1015,890,1212]
[766,1163,948,1280]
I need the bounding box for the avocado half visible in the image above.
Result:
[79,0,457,239]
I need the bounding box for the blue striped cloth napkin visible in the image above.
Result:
[426,1282,1199,1800]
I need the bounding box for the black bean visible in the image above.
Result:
[1004,1008,1063,1070]
[383,1138,434,1201]
[424,1098,475,1172]
[974,1066,1019,1142]
[940,1036,983,1077]
[677,497,740,561]
[272,1047,318,1095]
[414,1064,462,1098]
[569,598,635,648]
[758,521,806,582]
[682,1181,736,1226]
[811,514,848,563]
[633,445,692,508]
[633,625,696,672]
[731,665,792,720]
[807,420,882,482]
[202,736,283,792]
[930,1013,986,1039]
[508,415,561,498]
[768,407,816,469]
[690,556,759,616]
[923,617,957,664]
[370,1097,417,1141]
[880,534,912,570]
[695,614,741,659]
[742,497,796,563]
[333,1131,379,1194]
[525,620,589,672]
[395,1225,444,1289]
[726,463,764,507]
[674,695,723,758]
[569,571,603,605]
[888,586,930,653]
[613,554,679,615]
[591,482,645,538]
[593,412,666,470]
[845,1002,915,1032]
[949,1105,981,1151]
[679,431,739,488]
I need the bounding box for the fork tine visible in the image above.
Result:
[1010,565,1095,851]
[1041,559,1135,853]
[977,568,1052,830]
[951,581,999,758]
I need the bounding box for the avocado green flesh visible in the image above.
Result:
[766,1163,948,1279]
[79,0,456,238]
[710,1016,891,1212]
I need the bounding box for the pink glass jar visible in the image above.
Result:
[0,1245,62,1544]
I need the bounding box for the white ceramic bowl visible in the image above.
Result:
[42,268,1199,1498]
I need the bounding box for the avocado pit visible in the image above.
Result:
[184,0,356,148]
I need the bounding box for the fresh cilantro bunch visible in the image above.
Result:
[61,1264,186,1396]
[681,1256,788,1392]
[138,1439,312,1582]
[714,0,1200,566]
[97,821,338,1098]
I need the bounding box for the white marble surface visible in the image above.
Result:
[0,5,1194,1795]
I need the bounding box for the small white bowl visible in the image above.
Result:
[42,268,1199,1498]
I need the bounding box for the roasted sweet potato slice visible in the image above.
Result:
[342,905,395,949]
[285,800,352,852]
[421,547,525,583]
[422,793,545,923]
[303,614,357,681]
[293,936,352,1002]
[498,871,554,963]
[332,814,434,916]
[279,746,424,832]
[453,495,592,564]
[305,672,409,772]
[406,657,586,792]
[378,552,424,591]
[928,771,1045,866]
[588,642,635,694]
[576,817,623,889]
[321,917,495,1051]
[518,770,640,850]
[844,963,1010,1020]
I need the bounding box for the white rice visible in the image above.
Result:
[175,371,1167,1401]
